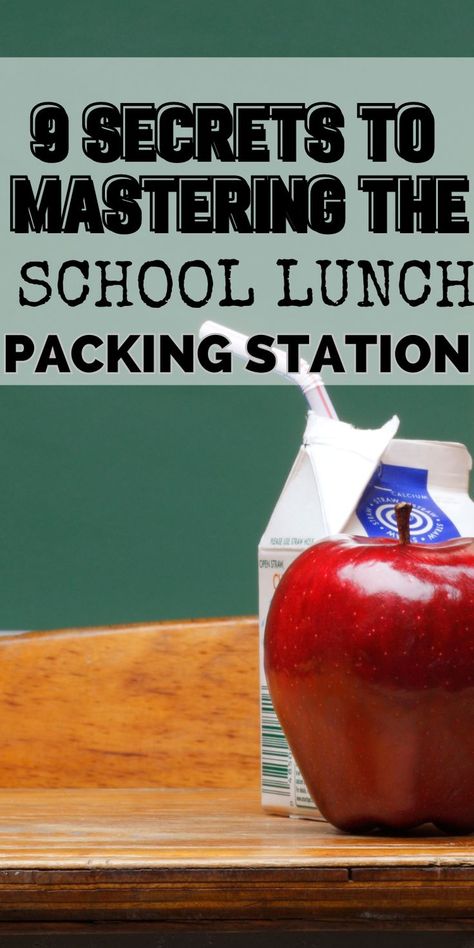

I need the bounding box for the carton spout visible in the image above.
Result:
[199,320,338,418]
[304,413,400,534]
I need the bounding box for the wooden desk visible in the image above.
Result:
[0,619,473,933]
[0,788,474,931]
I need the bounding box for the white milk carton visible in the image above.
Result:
[259,413,474,818]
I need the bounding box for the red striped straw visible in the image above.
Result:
[198,321,338,420]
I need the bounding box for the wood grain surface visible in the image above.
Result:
[2,617,474,930]
[0,617,259,788]
[0,788,470,927]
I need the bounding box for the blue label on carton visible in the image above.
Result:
[356,463,460,543]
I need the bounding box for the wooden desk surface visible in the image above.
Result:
[0,787,474,931]
[1,618,474,932]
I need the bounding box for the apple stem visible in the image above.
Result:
[395,502,412,545]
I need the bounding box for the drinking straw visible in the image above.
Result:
[198,320,338,419]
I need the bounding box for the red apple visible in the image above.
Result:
[264,503,474,832]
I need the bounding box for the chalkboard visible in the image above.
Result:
[1,0,473,629]
[0,385,471,629]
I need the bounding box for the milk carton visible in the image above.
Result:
[259,414,474,818]
[196,320,474,819]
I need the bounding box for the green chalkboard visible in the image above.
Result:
[1,1,473,630]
